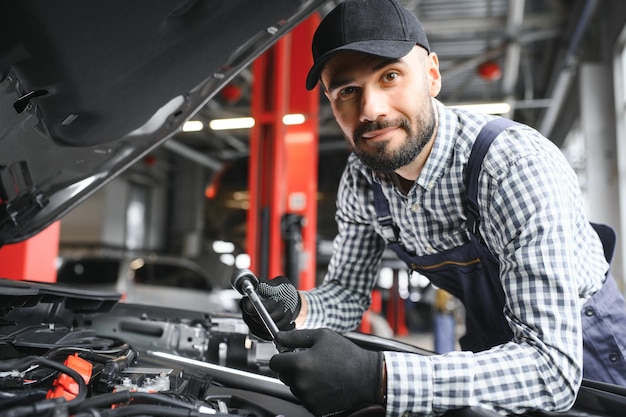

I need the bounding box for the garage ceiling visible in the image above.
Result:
[168,0,598,168]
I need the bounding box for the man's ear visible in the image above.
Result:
[427,52,442,97]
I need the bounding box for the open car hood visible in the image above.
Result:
[0,0,325,246]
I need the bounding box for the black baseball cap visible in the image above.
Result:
[306,0,430,90]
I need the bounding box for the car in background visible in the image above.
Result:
[56,252,241,314]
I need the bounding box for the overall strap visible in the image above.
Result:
[371,181,403,252]
[466,118,518,240]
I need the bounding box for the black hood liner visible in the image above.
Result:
[2,0,310,147]
[0,0,325,245]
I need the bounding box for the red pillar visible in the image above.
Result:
[0,221,61,282]
[247,37,288,282]
[247,15,319,289]
[284,15,319,291]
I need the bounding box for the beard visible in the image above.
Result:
[350,102,437,174]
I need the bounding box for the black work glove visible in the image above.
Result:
[239,275,301,340]
[269,328,385,417]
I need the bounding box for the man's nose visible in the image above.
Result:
[359,87,388,123]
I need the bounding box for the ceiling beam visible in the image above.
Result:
[421,13,563,36]
[163,139,224,171]
[538,0,600,137]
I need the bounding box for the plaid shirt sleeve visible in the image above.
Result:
[302,154,386,331]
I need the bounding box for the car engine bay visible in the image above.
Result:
[0,278,314,417]
[1,278,625,417]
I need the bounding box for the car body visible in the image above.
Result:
[1,1,625,417]
[56,252,242,314]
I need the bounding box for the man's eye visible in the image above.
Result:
[339,86,355,97]
[384,72,399,82]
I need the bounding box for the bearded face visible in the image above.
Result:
[322,47,442,175]
[350,99,437,173]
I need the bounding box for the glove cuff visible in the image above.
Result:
[359,350,385,409]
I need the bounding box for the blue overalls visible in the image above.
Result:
[372,118,626,386]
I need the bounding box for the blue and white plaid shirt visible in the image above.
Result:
[302,100,609,416]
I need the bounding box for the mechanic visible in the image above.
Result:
[240,0,626,416]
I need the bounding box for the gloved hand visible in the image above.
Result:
[239,275,301,340]
[269,328,385,417]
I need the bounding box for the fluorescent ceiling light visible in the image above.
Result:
[208,114,306,131]
[182,120,204,132]
[235,253,251,269]
[212,240,235,254]
[209,117,255,130]
[448,102,511,115]
[219,254,235,266]
[282,113,306,125]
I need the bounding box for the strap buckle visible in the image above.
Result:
[379,219,400,243]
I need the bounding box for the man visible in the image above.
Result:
[240,0,626,416]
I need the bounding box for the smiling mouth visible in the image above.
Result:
[361,126,399,141]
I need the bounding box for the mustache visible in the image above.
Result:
[354,117,411,141]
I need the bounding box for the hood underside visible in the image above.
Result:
[0,0,325,246]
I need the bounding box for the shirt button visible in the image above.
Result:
[609,352,620,362]
[427,181,436,190]
[584,307,595,316]
[411,203,420,212]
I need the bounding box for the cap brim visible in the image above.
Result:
[305,40,416,90]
